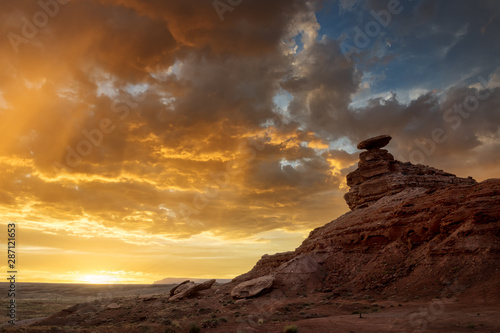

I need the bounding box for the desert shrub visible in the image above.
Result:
[139,326,152,333]
[284,325,298,333]
[201,318,218,328]
[189,323,201,333]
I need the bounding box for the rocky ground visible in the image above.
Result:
[9,136,499,333]
[4,290,500,332]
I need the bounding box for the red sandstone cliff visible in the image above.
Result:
[227,136,500,301]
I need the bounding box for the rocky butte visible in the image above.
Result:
[344,135,477,210]
[223,135,499,301]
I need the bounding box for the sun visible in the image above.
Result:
[76,274,119,284]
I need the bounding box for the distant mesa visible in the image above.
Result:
[154,277,231,284]
[357,134,392,150]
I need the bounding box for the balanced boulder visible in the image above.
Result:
[357,134,392,150]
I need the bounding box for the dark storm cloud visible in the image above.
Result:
[282,36,361,139]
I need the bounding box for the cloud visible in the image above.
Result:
[0,0,351,243]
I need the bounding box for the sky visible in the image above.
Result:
[0,0,499,284]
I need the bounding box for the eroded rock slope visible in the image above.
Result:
[227,136,500,301]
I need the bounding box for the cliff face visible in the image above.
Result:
[228,136,500,301]
[295,180,500,299]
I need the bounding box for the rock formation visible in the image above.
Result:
[356,134,392,150]
[231,275,274,299]
[169,280,190,297]
[344,135,477,210]
[169,279,216,301]
[225,135,499,300]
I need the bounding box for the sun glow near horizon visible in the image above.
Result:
[75,274,121,284]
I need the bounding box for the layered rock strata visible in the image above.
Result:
[344,136,477,210]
